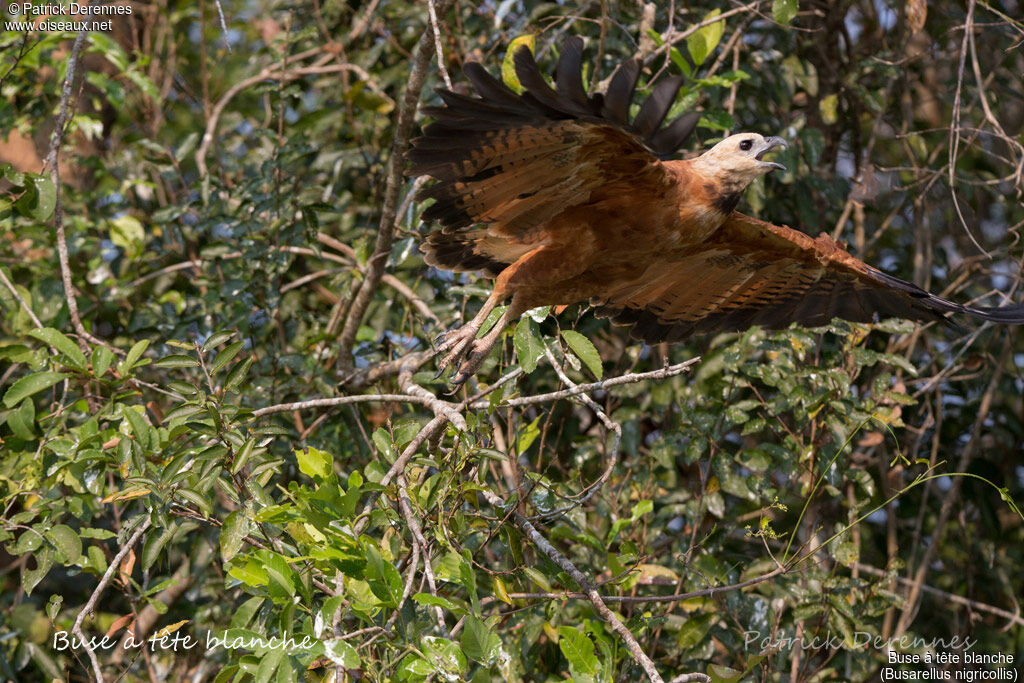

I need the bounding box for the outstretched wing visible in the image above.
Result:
[408,36,698,237]
[593,212,1024,342]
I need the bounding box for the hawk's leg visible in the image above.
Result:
[449,297,528,385]
[434,289,503,376]
[438,244,582,384]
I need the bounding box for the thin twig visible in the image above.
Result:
[352,414,449,536]
[336,0,455,370]
[947,0,991,257]
[427,0,452,89]
[398,374,468,432]
[253,393,441,417]
[397,473,450,636]
[0,267,43,328]
[479,487,672,683]
[850,561,1024,628]
[467,358,700,409]
[536,345,621,515]
[72,517,152,683]
[44,23,109,355]
[893,338,1011,635]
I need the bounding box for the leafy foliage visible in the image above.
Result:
[2,2,1023,682]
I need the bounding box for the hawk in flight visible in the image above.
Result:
[409,37,1024,383]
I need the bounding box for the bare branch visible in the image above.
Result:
[44,24,110,355]
[72,517,152,683]
[0,267,43,328]
[468,358,700,409]
[336,0,455,368]
[479,486,672,683]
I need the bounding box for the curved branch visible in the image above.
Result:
[479,486,670,683]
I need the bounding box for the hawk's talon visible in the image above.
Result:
[432,323,482,382]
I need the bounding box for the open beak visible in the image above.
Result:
[756,136,788,171]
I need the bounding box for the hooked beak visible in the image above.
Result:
[756,136,788,171]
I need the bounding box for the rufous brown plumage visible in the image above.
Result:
[409,36,1024,383]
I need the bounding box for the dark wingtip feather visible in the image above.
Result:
[601,59,640,125]
[513,45,556,102]
[651,110,700,157]
[463,61,524,108]
[632,75,684,138]
[960,301,1024,324]
[555,36,588,106]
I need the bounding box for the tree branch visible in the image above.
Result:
[336,0,455,369]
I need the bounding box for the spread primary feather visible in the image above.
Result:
[408,36,1024,383]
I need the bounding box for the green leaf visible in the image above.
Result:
[141,525,173,571]
[557,627,599,676]
[227,565,268,589]
[501,35,535,93]
[371,428,395,462]
[230,597,264,630]
[688,9,724,66]
[79,528,116,540]
[209,340,244,375]
[513,317,544,374]
[365,545,403,607]
[707,664,744,683]
[153,354,199,368]
[296,446,333,479]
[515,416,541,455]
[91,346,115,377]
[201,331,235,353]
[109,215,145,258]
[254,646,284,683]
[220,511,251,563]
[47,525,82,565]
[561,330,602,379]
[475,305,506,338]
[521,566,551,592]
[163,404,204,423]
[47,595,63,622]
[264,554,296,598]
[175,488,212,517]
[23,547,54,595]
[699,110,736,131]
[772,0,798,24]
[224,356,253,392]
[669,46,692,77]
[631,500,653,519]
[412,593,468,616]
[28,328,87,371]
[15,175,56,221]
[122,405,150,446]
[323,639,361,668]
[230,438,256,475]
[423,636,467,677]
[3,372,69,408]
[7,398,36,440]
[399,654,432,677]
[460,616,501,665]
[125,69,159,101]
[2,162,25,186]
[119,339,150,374]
